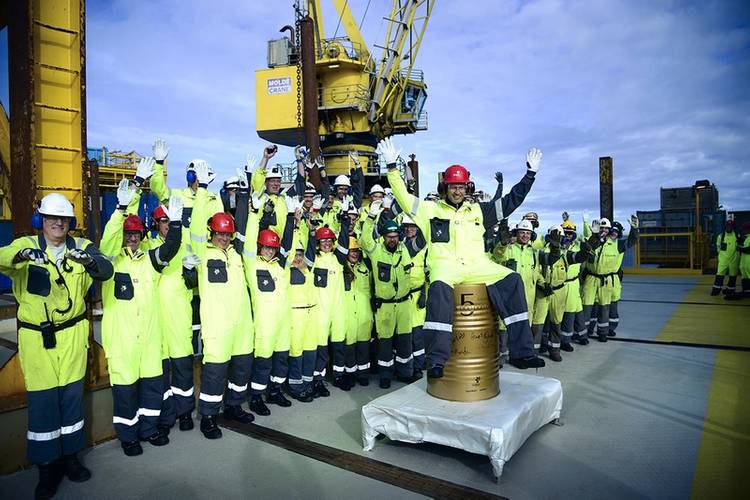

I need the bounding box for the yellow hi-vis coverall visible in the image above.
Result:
[287,241,319,396]
[187,187,254,416]
[713,231,740,295]
[100,210,182,443]
[0,234,112,464]
[361,216,418,380]
[388,165,537,366]
[250,165,288,239]
[343,258,374,380]
[561,236,586,345]
[581,227,638,340]
[310,217,350,382]
[738,233,750,298]
[245,213,296,397]
[494,241,540,320]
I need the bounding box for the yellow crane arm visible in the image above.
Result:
[331,0,371,62]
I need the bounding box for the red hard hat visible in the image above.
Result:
[124,214,145,232]
[444,165,469,184]
[316,227,336,241]
[209,212,235,233]
[258,229,280,248]
[151,205,168,222]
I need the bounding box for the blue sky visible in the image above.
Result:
[5,1,750,229]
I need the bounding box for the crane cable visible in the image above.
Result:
[332,0,348,39]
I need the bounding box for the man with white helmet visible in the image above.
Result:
[250,145,291,239]
[380,137,544,376]
[221,175,241,217]
[579,215,639,343]
[0,192,113,498]
[321,152,364,234]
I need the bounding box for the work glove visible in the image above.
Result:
[67,248,93,266]
[312,195,325,211]
[250,192,267,211]
[207,166,217,185]
[339,197,350,214]
[236,168,249,190]
[19,248,48,265]
[182,253,201,270]
[193,160,210,186]
[263,144,278,160]
[526,148,542,173]
[630,214,639,228]
[314,156,325,171]
[499,219,511,246]
[549,228,563,248]
[303,157,315,172]
[591,219,601,234]
[562,211,570,222]
[286,196,299,214]
[134,156,155,186]
[245,154,257,175]
[377,137,401,166]
[152,138,169,162]
[165,195,183,223]
[349,150,361,168]
[116,179,136,210]
[495,171,504,184]
[382,193,395,211]
[263,198,275,215]
[542,283,554,297]
[368,200,383,219]
[294,145,308,161]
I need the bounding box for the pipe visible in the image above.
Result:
[300,16,322,189]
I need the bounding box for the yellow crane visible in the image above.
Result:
[255,0,434,181]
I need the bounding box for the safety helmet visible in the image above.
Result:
[425,192,439,201]
[382,220,400,235]
[334,175,351,188]
[369,184,385,195]
[612,221,624,234]
[516,219,534,232]
[561,219,577,232]
[347,206,359,216]
[444,165,469,184]
[209,212,235,233]
[316,227,336,241]
[266,165,283,180]
[224,176,240,189]
[257,229,280,248]
[38,193,75,218]
[598,217,612,229]
[124,214,145,232]
[349,236,360,250]
[151,205,168,222]
[304,182,316,196]
[548,224,564,235]
[401,214,417,226]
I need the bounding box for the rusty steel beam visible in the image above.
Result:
[599,156,614,221]
[8,0,35,237]
[300,16,322,189]
[80,0,90,233]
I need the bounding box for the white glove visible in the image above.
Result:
[378,137,401,165]
[67,248,93,266]
[135,156,155,183]
[286,195,299,214]
[251,192,268,211]
[314,156,325,170]
[339,197,350,214]
[630,214,639,228]
[312,195,325,211]
[245,154,257,174]
[207,166,217,185]
[116,179,136,208]
[349,150,360,167]
[152,138,169,162]
[192,160,210,185]
[591,219,601,233]
[182,253,201,270]
[562,211,569,222]
[526,148,542,173]
[236,168,249,189]
[19,248,48,265]
[165,196,183,223]
[368,200,383,218]
[303,157,315,172]
[294,146,308,161]
[382,193,394,210]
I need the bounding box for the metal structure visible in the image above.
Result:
[599,156,613,222]
[255,0,434,188]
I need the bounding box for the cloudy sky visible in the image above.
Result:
[4,0,749,228]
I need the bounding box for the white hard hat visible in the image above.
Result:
[186,159,202,171]
[334,175,351,187]
[38,193,75,218]
[401,214,417,225]
[347,206,359,216]
[266,165,283,180]
[304,182,316,195]
[516,219,534,232]
[369,184,385,195]
[599,217,612,229]
[224,176,240,189]
[548,224,563,234]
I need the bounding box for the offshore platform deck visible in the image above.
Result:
[1,274,747,499]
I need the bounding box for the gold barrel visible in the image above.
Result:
[427,284,500,402]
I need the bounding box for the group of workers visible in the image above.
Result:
[5,135,658,499]
[711,218,750,300]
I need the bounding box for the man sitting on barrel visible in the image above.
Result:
[378,138,545,378]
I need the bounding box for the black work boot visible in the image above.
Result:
[357,376,370,387]
[413,368,423,380]
[60,453,91,482]
[572,333,589,345]
[427,364,444,379]
[249,395,271,416]
[267,391,292,407]
[608,330,616,337]
[156,424,171,437]
[561,342,574,352]
[396,373,421,384]
[289,388,314,403]
[200,416,222,439]
[143,430,169,447]
[121,440,143,457]
[35,462,63,500]
[379,378,391,389]
[509,356,546,369]
[224,405,255,423]
[548,350,562,362]
[178,412,194,431]
[312,380,330,398]
[598,333,608,342]
[332,376,351,391]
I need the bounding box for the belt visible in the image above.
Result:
[291,305,315,310]
[379,294,412,304]
[17,312,87,333]
[409,286,423,295]
[587,271,617,286]
[564,276,579,283]
[552,282,567,291]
